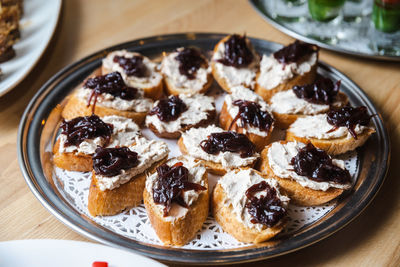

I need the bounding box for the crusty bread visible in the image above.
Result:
[143,168,209,246]
[219,102,272,151]
[255,63,318,102]
[163,72,213,96]
[52,139,93,172]
[211,35,258,93]
[101,65,164,100]
[88,156,167,216]
[177,137,256,175]
[212,183,285,243]
[61,90,147,125]
[147,109,216,139]
[271,92,349,129]
[258,142,344,206]
[286,128,375,155]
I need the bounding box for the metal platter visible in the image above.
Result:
[17,33,390,264]
[249,0,400,61]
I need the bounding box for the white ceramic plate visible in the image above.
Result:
[0,239,166,267]
[0,0,62,96]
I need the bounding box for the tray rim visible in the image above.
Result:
[17,32,391,264]
[248,0,400,62]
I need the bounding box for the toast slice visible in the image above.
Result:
[143,158,209,246]
[53,139,93,172]
[259,142,345,206]
[88,156,167,216]
[163,73,213,96]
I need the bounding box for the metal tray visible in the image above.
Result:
[17,33,390,264]
[249,0,400,61]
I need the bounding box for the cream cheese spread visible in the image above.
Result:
[161,47,211,93]
[102,50,163,89]
[267,141,351,191]
[257,52,317,90]
[212,41,259,89]
[145,93,215,133]
[145,157,207,222]
[288,114,368,139]
[181,125,259,168]
[218,168,289,231]
[225,86,273,137]
[58,115,141,155]
[95,136,169,191]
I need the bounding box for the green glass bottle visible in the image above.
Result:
[308,0,346,21]
[372,0,400,33]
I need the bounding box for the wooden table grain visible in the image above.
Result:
[0,0,399,266]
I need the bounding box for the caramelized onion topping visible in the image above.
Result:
[175,47,206,80]
[148,95,188,122]
[245,181,286,227]
[92,147,139,177]
[60,114,113,147]
[273,40,318,65]
[292,78,341,105]
[200,131,256,158]
[230,100,274,132]
[152,162,206,216]
[217,34,254,68]
[113,55,149,78]
[326,106,372,139]
[291,143,351,184]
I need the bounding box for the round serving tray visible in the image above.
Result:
[249,0,400,61]
[18,33,390,264]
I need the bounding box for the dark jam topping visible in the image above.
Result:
[148,95,188,122]
[230,100,274,132]
[291,143,351,184]
[113,55,149,78]
[152,162,206,216]
[200,131,256,158]
[326,106,372,139]
[84,72,138,112]
[217,34,254,68]
[175,47,207,80]
[92,147,139,177]
[245,181,286,227]
[273,40,318,65]
[60,115,113,147]
[292,78,341,105]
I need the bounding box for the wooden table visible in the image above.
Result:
[1,0,399,265]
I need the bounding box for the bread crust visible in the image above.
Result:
[163,72,213,96]
[177,137,256,175]
[212,182,284,243]
[88,156,168,216]
[255,63,318,102]
[286,128,375,155]
[101,65,164,100]
[211,35,258,93]
[147,109,216,139]
[219,101,272,151]
[259,142,344,206]
[61,91,147,125]
[143,168,209,246]
[271,92,349,129]
[52,139,93,172]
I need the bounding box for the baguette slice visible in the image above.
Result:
[143,161,209,246]
[147,109,216,139]
[219,102,272,151]
[212,182,285,243]
[53,139,93,172]
[286,128,375,155]
[259,142,345,206]
[163,73,213,96]
[211,35,259,93]
[255,63,317,102]
[88,156,167,216]
[271,92,349,129]
[61,90,148,125]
